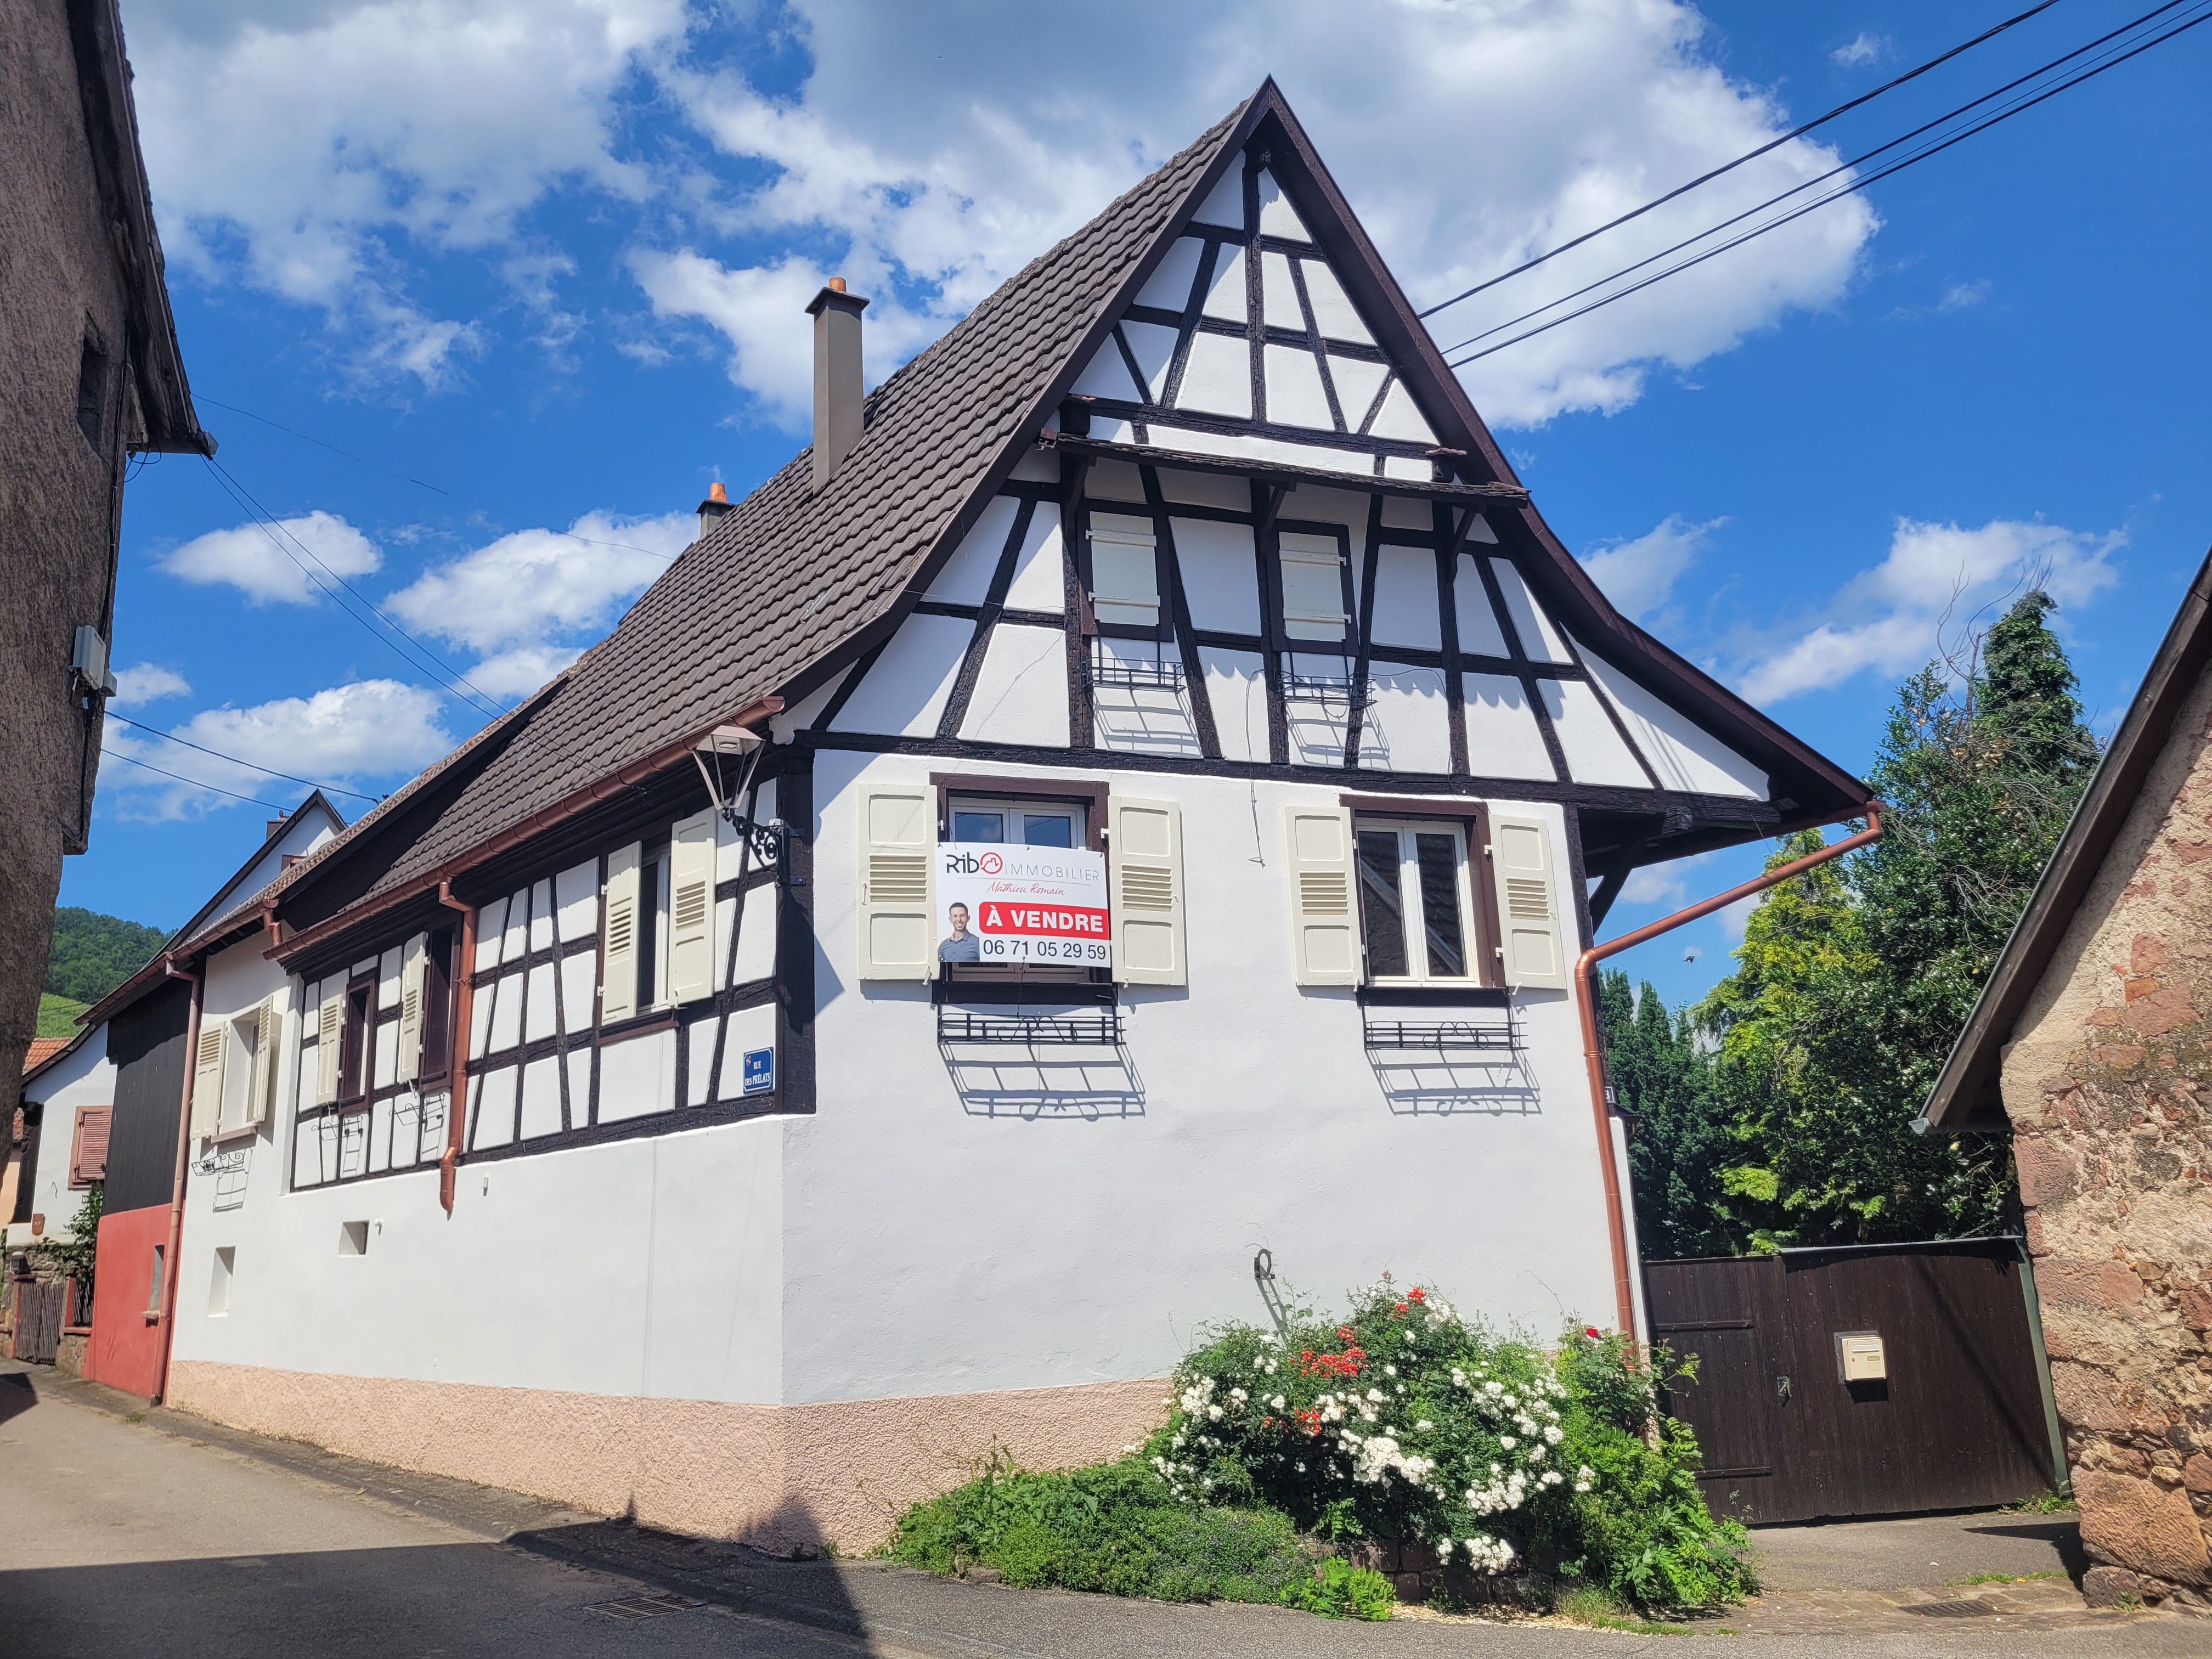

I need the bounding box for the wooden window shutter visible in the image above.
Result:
[246,996,280,1126]
[857,785,935,980]
[1283,805,1359,985]
[668,808,716,1005]
[1278,532,1348,642]
[602,842,642,1022]
[395,934,427,1084]
[1090,520,1160,630]
[1490,814,1567,989]
[70,1107,110,1188]
[190,1022,228,1139]
[1110,796,1185,986]
[314,981,342,1104]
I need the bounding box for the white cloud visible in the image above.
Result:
[158,510,382,606]
[1831,32,1886,67]
[1939,279,1991,312]
[1735,517,2125,705]
[111,663,193,707]
[1581,515,1723,623]
[99,680,452,820]
[386,511,691,698]
[1718,890,1761,941]
[131,1,1876,423]
[129,0,682,385]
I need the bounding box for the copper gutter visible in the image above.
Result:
[267,697,783,969]
[436,882,476,1215]
[1576,804,1884,1339]
[150,957,201,1405]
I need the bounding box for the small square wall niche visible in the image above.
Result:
[338,1220,369,1256]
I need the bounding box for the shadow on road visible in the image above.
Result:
[0,1370,36,1428]
[1963,1518,2090,1579]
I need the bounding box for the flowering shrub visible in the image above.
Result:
[1147,1279,1753,1612]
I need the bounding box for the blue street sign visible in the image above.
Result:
[741,1047,774,1096]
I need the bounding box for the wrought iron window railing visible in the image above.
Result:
[1361,1012,1520,1053]
[1090,645,1184,692]
[936,1007,1126,1046]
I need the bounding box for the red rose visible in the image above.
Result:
[1585,1325,1602,1339]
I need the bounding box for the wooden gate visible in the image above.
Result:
[8,1279,70,1364]
[1645,1240,2061,1524]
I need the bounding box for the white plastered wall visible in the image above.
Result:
[7,1028,115,1246]
[786,749,1623,1406]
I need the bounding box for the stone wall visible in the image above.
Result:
[2001,661,2212,1610]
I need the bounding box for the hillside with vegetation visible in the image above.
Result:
[44,906,170,1008]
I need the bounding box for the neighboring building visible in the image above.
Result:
[5,1024,117,1247]
[0,0,214,1133]
[1921,552,2212,1610]
[3,1039,71,1231]
[71,800,345,1396]
[148,85,1868,1551]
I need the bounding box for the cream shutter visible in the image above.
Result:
[1283,805,1358,985]
[190,1021,227,1139]
[1278,532,1347,642]
[245,996,280,1126]
[668,808,716,1005]
[394,934,427,1083]
[858,785,934,980]
[1491,814,1567,989]
[314,981,342,1104]
[601,842,642,1022]
[1090,518,1160,630]
[1110,796,1185,986]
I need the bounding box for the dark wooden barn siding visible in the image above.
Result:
[1647,1242,2058,1524]
[102,980,191,1215]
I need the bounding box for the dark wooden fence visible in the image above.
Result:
[8,1279,70,1365]
[1645,1240,2062,1524]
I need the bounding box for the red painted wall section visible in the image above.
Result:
[86,1203,169,1398]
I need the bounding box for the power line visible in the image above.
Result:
[100,747,287,810]
[197,455,506,720]
[192,394,685,561]
[1416,0,2063,320]
[105,713,382,804]
[1443,0,2211,368]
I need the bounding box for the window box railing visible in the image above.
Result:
[936,1007,1125,1046]
[1091,646,1184,692]
[1362,1012,1520,1053]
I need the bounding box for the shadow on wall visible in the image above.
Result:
[1365,1051,1541,1116]
[938,1030,1145,1120]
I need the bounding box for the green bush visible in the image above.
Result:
[889,1276,1753,1620]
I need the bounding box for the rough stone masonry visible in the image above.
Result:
[2001,663,2212,1611]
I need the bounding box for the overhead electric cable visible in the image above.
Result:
[1416,0,2063,319]
[105,713,381,804]
[193,395,683,561]
[100,747,287,810]
[1442,0,2211,367]
[197,454,506,719]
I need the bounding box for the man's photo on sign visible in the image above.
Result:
[938,901,980,962]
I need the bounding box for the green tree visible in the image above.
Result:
[44,907,168,1004]
[1602,970,1737,1260]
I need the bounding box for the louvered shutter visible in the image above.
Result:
[190,1022,227,1139]
[314,981,342,1104]
[70,1107,110,1187]
[1090,518,1160,630]
[668,808,716,1005]
[395,934,427,1083]
[1110,796,1185,986]
[602,842,642,1022]
[1491,814,1567,989]
[858,785,934,980]
[1283,805,1359,985]
[1278,532,1347,643]
[246,996,280,1126]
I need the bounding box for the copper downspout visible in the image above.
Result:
[436,882,476,1215]
[1576,804,1884,1339]
[150,957,201,1405]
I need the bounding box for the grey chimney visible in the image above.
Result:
[806,278,868,489]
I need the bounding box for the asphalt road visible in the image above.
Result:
[0,1361,2200,1659]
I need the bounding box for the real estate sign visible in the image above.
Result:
[934,843,1111,969]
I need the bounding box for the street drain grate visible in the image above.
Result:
[588,1592,707,1620]
[1906,1599,1996,1618]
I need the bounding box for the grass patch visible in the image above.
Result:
[37,994,89,1040]
[2000,1488,2075,1514]
[1558,1585,1695,1634]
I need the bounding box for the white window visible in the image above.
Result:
[1353,819,1480,985]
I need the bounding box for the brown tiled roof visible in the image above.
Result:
[286,94,1252,929]
[24,1038,69,1073]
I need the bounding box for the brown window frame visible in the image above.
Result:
[337,975,375,1104]
[1340,794,1504,990]
[929,771,1111,991]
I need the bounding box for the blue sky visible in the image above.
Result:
[78,0,2212,1012]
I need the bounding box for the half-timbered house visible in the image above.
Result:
[149,83,1871,1550]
